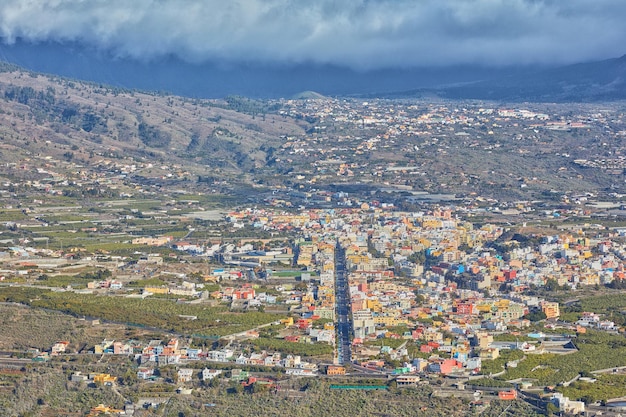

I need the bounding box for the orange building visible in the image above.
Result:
[541,301,560,319]
[498,390,518,400]
[327,366,346,376]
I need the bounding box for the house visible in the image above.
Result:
[309,328,335,343]
[395,375,421,387]
[231,369,249,381]
[201,368,222,381]
[466,357,482,372]
[233,288,255,300]
[280,355,301,368]
[428,359,463,375]
[93,373,116,386]
[186,348,202,360]
[550,392,585,414]
[70,372,88,382]
[327,366,346,376]
[113,342,132,355]
[541,301,560,319]
[286,367,316,376]
[479,347,500,360]
[137,368,155,380]
[177,368,194,383]
[247,352,266,365]
[285,335,301,343]
[207,349,234,362]
[109,280,123,290]
[264,352,281,366]
[87,404,123,416]
[94,340,115,354]
[51,341,70,355]
[576,312,600,327]
[498,390,518,400]
[420,345,434,354]
[597,320,617,331]
[157,353,181,365]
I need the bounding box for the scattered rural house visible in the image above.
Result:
[92,373,117,386]
[201,368,222,380]
[177,368,194,383]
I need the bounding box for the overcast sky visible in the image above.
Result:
[0,0,624,69]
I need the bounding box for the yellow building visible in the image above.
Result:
[475,333,493,349]
[366,299,383,312]
[87,404,123,417]
[281,317,294,327]
[144,286,169,294]
[479,347,500,360]
[373,316,408,327]
[542,301,560,319]
[93,373,117,386]
[476,302,494,314]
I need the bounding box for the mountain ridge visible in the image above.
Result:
[374,54,626,102]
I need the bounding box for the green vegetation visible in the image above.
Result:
[524,310,547,322]
[467,378,513,388]
[480,349,524,375]
[561,293,626,326]
[32,268,112,289]
[0,209,28,222]
[578,293,626,313]
[559,373,626,404]
[137,121,172,148]
[249,337,333,357]
[224,95,281,116]
[492,333,534,343]
[559,312,582,323]
[126,277,168,288]
[0,287,281,337]
[491,331,626,386]
[32,274,92,289]
[363,338,407,349]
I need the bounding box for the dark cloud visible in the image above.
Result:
[0,0,624,69]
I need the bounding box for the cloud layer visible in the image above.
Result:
[1,0,624,69]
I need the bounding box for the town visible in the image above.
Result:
[1,70,626,416]
[5,197,626,415]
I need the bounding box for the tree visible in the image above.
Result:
[408,250,426,265]
[546,402,560,415]
[122,368,138,386]
[544,278,561,292]
[524,311,547,322]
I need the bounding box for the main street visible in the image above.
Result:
[335,243,352,365]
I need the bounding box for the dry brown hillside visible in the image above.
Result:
[0,68,305,177]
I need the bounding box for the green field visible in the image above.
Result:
[487,331,626,386]
[0,286,282,337]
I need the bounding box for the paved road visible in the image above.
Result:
[335,243,352,365]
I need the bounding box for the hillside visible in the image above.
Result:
[1,64,626,204]
[0,66,306,185]
[384,55,626,102]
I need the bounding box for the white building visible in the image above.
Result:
[201,368,222,381]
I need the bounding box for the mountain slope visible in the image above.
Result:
[439,54,626,102]
[0,67,306,183]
